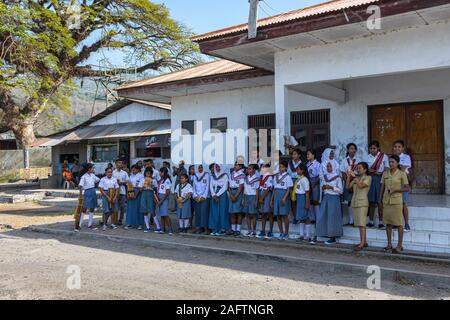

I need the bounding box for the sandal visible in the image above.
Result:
[383,246,393,253]
[392,247,404,254]
[354,245,365,252]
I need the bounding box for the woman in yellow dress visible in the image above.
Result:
[346,162,372,251]
[379,155,410,254]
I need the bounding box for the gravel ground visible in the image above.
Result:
[0,203,449,300]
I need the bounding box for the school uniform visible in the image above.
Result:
[307,160,321,202]
[258,174,273,214]
[365,152,389,203]
[209,172,229,233]
[228,169,245,214]
[340,156,360,203]
[156,178,172,217]
[140,178,156,214]
[193,172,210,229]
[317,174,343,238]
[381,170,409,226]
[350,175,372,227]
[125,173,144,226]
[79,173,100,209]
[272,172,293,216]
[174,183,193,219]
[113,169,129,222]
[98,176,119,215]
[243,174,260,215]
[293,175,310,221]
[287,159,302,180]
[399,153,412,202]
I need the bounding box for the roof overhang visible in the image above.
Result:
[193,0,450,70]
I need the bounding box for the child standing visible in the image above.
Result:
[156,167,173,234]
[174,173,193,233]
[113,160,129,226]
[228,162,245,236]
[270,160,293,240]
[292,164,311,241]
[124,165,144,230]
[193,165,210,234]
[243,164,260,237]
[306,149,321,243]
[140,168,158,233]
[98,167,119,231]
[317,162,344,245]
[77,163,100,230]
[340,143,360,227]
[392,140,412,231]
[209,164,229,236]
[288,149,303,224]
[258,164,274,239]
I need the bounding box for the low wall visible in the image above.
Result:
[0,148,51,171]
[0,167,52,183]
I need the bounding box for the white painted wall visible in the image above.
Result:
[90,102,170,126]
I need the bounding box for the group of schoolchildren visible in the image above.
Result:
[76,140,412,254]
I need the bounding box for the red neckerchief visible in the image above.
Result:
[347,157,357,171]
[259,175,270,188]
[371,152,385,171]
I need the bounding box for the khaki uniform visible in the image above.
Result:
[381,169,409,226]
[350,175,372,227]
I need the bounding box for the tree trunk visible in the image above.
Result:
[12,123,36,169]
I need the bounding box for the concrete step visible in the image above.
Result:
[38,197,80,209]
[0,192,46,204]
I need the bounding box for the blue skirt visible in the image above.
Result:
[209,193,229,232]
[343,187,353,203]
[368,174,382,204]
[243,195,258,214]
[273,188,290,216]
[229,188,243,213]
[140,189,155,214]
[101,193,118,215]
[258,189,272,214]
[310,177,320,202]
[157,192,170,217]
[125,188,143,226]
[194,198,210,228]
[316,194,343,238]
[295,194,309,221]
[83,188,98,209]
[177,198,192,219]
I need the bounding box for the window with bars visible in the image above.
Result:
[291,109,330,159]
[248,113,276,160]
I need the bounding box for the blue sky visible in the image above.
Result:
[87,0,324,67]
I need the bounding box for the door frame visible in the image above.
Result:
[367,100,445,194]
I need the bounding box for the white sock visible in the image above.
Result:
[144,216,150,229]
[179,220,184,228]
[348,207,354,224]
[231,224,236,231]
[79,213,85,227]
[299,223,305,237]
[88,211,94,227]
[369,220,374,224]
[236,224,241,231]
[305,224,312,238]
[183,219,189,228]
[379,220,383,225]
[153,216,161,230]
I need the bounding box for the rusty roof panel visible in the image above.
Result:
[192,0,380,41]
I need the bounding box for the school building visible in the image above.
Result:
[116,0,450,253]
[45,99,171,187]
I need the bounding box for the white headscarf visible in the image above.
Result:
[195,164,209,180]
[321,148,340,176]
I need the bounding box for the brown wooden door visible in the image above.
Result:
[369,101,443,194]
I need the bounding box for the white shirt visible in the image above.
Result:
[156,178,172,195]
[340,156,360,174]
[259,174,273,191]
[287,159,302,179]
[307,160,321,179]
[272,172,293,190]
[399,153,412,175]
[193,172,210,198]
[229,169,245,189]
[174,183,193,199]
[244,174,260,196]
[79,173,100,190]
[113,169,129,195]
[210,173,229,197]
[129,173,144,188]
[99,176,119,190]
[294,176,310,195]
[322,174,344,196]
[365,152,389,174]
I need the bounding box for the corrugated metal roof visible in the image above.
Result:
[192,0,379,41]
[58,119,170,143]
[116,59,254,90]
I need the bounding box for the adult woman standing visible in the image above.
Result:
[379,155,411,254]
[346,162,372,251]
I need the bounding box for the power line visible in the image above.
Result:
[261,0,283,15]
[258,2,273,18]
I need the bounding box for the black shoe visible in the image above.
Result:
[378,224,385,229]
[366,222,375,228]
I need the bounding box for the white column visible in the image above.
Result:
[275,84,289,155]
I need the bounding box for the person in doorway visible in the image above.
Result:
[71,159,80,185]
[228,162,245,236]
[270,160,293,240]
[242,164,260,237]
[346,162,371,251]
[340,143,360,227]
[379,155,410,254]
[392,140,412,231]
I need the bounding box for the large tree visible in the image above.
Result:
[0,0,200,149]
